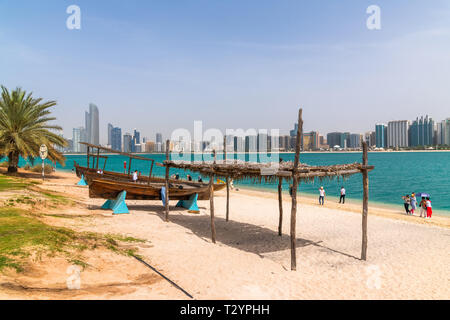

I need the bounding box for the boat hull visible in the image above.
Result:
[74,163,226,193]
[89,178,212,201]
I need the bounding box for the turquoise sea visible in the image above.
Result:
[12,151,450,215]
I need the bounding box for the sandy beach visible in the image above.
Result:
[1,170,449,300]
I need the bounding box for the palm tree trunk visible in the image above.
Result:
[7,151,19,173]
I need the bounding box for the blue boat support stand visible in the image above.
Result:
[76,174,88,186]
[101,190,129,214]
[176,193,199,212]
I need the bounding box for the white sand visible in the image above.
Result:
[3,171,449,299]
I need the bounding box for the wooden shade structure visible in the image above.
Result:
[161,109,374,270]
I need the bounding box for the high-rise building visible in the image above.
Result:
[72,127,86,153]
[327,132,347,148]
[375,124,387,148]
[245,135,257,152]
[365,131,376,147]
[107,123,114,146]
[123,133,132,153]
[290,123,299,137]
[410,115,434,146]
[85,104,99,145]
[111,127,122,151]
[348,134,362,148]
[156,133,162,144]
[436,119,450,145]
[387,120,409,148]
[302,131,319,151]
[131,129,140,152]
[436,118,450,145]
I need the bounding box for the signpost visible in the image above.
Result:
[40,144,48,181]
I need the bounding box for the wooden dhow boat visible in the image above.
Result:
[88,177,212,200]
[76,143,225,201]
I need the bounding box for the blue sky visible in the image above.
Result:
[1,0,449,144]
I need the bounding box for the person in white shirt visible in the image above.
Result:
[132,170,138,183]
[319,186,325,205]
[339,186,346,204]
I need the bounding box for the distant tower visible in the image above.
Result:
[107,123,114,146]
[85,103,99,145]
[111,127,122,151]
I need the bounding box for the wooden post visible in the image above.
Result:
[361,142,369,260]
[148,160,154,185]
[290,108,303,271]
[210,150,217,243]
[224,136,230,222]
[96,148,100,170]
[128,157,132,176]
[86,147,90,169]
[164,140,170,222]
[278,177,283,236]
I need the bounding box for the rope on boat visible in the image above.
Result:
[131,255,194,299]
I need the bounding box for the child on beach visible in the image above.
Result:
[401,195,410,214]
[132,170,138,183]
[410,193,417,215]
[319,187,325,205]
[426,197,432,219]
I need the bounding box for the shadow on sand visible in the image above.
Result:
[126,203,361,262]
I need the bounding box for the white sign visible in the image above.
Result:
[40,144,48,160]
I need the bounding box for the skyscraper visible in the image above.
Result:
[348,134,362,148]
[327,132,346,148]
[387,120,409,148]
[85,103,99,145]
[107,123,114,146]
[111,127,122,151]
[290,123,298,137]
[72,127,86,153]
[131,129,140,152]
[302,132,319,151]
[410,115,434,146]
[375,124,387,148]
[156,133,163,152]
[156,133,162,144]
[123,133,132,153]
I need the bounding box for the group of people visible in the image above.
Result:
[315,186,346,206]
[402,193,432,219]
[172,173,203,183]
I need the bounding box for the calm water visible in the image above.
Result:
[16,152,450,214]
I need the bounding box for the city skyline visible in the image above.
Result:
[67,103,449,153]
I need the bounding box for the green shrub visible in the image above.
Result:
[24,163,54,174]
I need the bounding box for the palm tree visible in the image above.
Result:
[0,86,67,173]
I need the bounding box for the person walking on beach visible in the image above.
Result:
[339,186,346,204]
[419,197,427,218]
[132,170,138,183]
[426,197,433,219]
[187,174,192,181]
[319,187,325,205]
[198,175,203,183]
[410,193,417,215]
[401,195,411,214]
